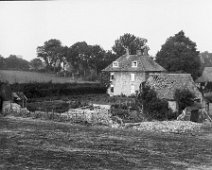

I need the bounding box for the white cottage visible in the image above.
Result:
[102,50,166,96]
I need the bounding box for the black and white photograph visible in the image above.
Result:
[0,0,212,169]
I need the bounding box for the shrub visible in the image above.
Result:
[111,108,129,119]
[136,84,172,120]
[174,89,195,114]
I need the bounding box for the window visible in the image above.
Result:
[110,85,114,93]
[131,85,135,94]
[131,73,135,81]
[113,61,119,67]
[132,61,138,67]
[110,72,114,80]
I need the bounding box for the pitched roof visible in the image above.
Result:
[146,73,202,100]
[196,67,212,83]
[102,53,166,72]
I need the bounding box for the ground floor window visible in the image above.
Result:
[110,72,114,80]
[131,73,135,81]
[110,85,114,93]
[131,85,135,94]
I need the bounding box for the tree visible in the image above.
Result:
[30,58,43,71]
[67,42,108,77]
[96,50,117,74]
[37,39,64,72]
[5,55,29,70]
[112,33,147,56]
[66,41,91,77]
[174,89,195,114]
[156,31,201,80]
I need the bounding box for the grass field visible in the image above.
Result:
[0,116,212,169]
[0,70,96,84]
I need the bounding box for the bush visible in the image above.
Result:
[111,108,129,119]
[174,89,195,114]
[136,84,172,120]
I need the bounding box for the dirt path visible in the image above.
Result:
[0,117,212,170]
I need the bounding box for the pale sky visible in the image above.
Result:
[0,0,212,61]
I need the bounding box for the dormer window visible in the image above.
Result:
[132,61,138,67]
[113,61,119,67]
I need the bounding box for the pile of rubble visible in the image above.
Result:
[61,106,112,125]
[132,121,202,133]
[2,102,115,126]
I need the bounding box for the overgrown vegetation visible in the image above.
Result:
[174,88,195,114]
[136,84,173,120]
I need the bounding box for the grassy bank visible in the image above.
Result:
[0,70,97,84]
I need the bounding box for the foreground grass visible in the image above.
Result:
[0,117,212,169]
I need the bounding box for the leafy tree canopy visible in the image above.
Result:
[67,42,115,76]
[5,55,29,70]
[155,30,201,80]
[37,39,64,71]
[30,58,43,71]
[174,88,195,113]
[112,33,147,56]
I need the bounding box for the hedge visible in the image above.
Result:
[10,82,107,98]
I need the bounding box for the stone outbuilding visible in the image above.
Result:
[102,50,166,96]
[146,73,203,112]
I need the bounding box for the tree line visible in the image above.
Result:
[0,31,203,80]
[0,55,30,70]
[35,33,148,80]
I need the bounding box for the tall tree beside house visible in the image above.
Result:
[37,39,64,72]
[112,33,148,56]
[67,42,109,78]
[88,45,106,73]
[155,30,201,80]
[99,50,117,87]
